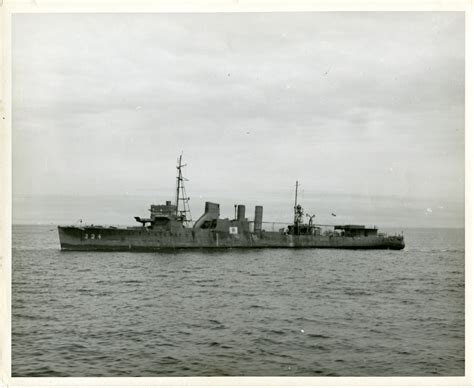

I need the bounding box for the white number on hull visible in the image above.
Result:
[85,233,101,240]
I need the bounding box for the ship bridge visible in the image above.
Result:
[135,201,180,227]
[150,201,176,217]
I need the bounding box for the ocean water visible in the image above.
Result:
[11,225,464,376]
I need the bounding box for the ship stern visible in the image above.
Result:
[384,235,405,250]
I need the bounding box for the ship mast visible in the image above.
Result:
[175,154,192,227]
[294,180,299,224]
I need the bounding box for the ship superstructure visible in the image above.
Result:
[58,156,405,251]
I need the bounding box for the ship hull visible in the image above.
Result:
[58,226,405,251]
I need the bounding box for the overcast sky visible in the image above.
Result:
[12,12,465,227]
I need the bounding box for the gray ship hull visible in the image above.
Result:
[57,157,405,252]
[58,226,405,251]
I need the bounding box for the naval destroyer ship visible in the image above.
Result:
[58,155,405,251]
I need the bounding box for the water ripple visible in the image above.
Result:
[12,225,465,377]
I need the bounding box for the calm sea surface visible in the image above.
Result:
[12,225,464,376]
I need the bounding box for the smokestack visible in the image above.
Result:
[254,206,263,233]
[237,204,246,221]
[193,202,220,229]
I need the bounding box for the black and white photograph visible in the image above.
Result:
[3,3,469,383]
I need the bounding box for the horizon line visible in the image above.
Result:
[10,223,466,230]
